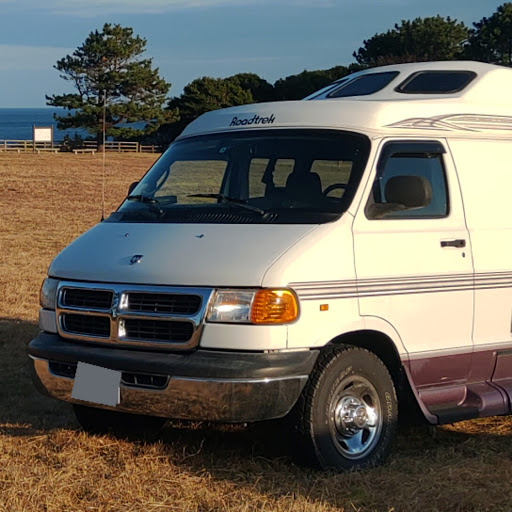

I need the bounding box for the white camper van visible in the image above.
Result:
[29,61,512,470]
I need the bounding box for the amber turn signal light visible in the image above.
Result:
[250,289,299,324]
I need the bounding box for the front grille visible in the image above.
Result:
[126,292,201,315]
[56,282,213,350]
[122,318,193,342]
[61,288,113,310]
[62,313,110,337]
[49,361,169,390]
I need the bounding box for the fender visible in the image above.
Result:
[362,315,408,359]
[303,313,437,425]
[362,315,437,424]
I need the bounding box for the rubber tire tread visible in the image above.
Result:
[293,344,398,471]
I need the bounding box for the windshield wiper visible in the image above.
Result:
[187,193,265,215]
[126,195,164,216]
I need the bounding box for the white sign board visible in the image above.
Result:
[33,126,53,143]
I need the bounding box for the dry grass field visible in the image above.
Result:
[2,153,512,511]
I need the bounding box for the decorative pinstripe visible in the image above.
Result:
[386,114,512,133]
[290,271,512,300]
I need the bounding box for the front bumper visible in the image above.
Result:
[28,332,318,423]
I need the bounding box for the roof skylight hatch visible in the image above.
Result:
[326,71,399,98]
[396,71,477,94]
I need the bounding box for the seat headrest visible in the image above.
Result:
[285,172,322,200]
[384,175,432,208]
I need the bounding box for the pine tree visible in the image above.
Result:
[353,16,468,67]
[465,3,512,66]
[46,23,176,142]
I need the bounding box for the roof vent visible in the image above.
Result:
[396,70,477,94]
[327,71,399,98]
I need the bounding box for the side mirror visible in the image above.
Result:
[127,181,139,196]
[385,175,432,208]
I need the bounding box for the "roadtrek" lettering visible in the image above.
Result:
[230,114,275,127]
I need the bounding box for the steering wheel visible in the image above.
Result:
[323,183,347,196]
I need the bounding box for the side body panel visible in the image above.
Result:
[449,139,512,406]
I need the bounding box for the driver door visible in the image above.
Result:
[352,139,474,408]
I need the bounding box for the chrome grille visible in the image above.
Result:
[126,292,201,315]
[56,282,213,350]
[62,288,113,310]
[121,318,194,342]
[62,313,110,337]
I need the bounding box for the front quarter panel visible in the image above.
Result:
[262,216,362,349]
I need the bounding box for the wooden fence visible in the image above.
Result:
[0,140,161,154]
[0,140,58,152]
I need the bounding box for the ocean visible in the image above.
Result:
[0,108,89,141]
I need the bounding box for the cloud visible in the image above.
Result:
[0,45,70,71]
[0,0,335,16]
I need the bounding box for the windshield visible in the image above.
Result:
[112,129,370,224]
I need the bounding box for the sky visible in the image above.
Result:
[0,0,505,107]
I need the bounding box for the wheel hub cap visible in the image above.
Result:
[328,375,383,460]
[335,397,371,436]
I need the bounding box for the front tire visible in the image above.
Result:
[296,345,397,470]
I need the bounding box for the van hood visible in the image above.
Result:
[49,222,317,287]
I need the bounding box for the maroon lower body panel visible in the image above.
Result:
[490,350,512,408]
[403,347,512,424]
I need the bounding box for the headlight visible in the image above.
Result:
[208,289,299,325]
[39,278,60,310]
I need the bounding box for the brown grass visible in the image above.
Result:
[1,153,512,511]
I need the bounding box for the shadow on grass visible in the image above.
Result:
[149,419,512,511]
[0,317,75,434]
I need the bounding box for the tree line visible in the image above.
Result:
[47,3,512,146]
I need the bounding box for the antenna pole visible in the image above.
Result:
[101,90,106,221]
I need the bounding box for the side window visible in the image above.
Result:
[366,143,449,220]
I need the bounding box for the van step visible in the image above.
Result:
[423,381,508,424]
[430,404,479,424]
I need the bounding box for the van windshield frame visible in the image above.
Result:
[111,129,370,225]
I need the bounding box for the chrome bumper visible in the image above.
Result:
[31,356,308,423]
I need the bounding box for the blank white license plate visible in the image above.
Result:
[71,362,121,407]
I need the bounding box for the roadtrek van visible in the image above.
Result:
[28,61,512,470]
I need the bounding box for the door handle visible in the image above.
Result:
[440,239,466,248]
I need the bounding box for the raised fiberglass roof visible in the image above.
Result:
[179,61,512,140]
[305,61,512,103]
